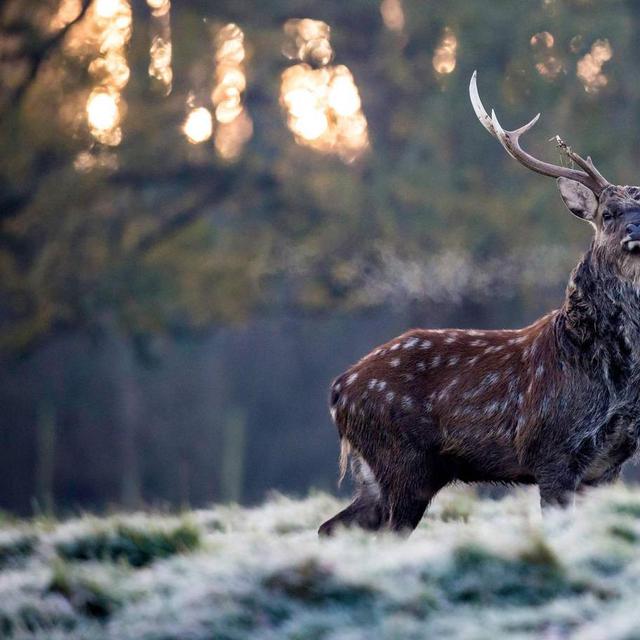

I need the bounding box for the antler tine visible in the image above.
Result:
[469,71,610,194]
[469,70,496,136]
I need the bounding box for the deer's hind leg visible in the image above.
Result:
[318,454,388,537]
[384,451,452,535]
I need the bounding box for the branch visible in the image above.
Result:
[130,192,218,258]
[3,0,92,112]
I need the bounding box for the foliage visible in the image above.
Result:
[2,0,639,353]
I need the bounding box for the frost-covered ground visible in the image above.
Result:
[3,486,640,639]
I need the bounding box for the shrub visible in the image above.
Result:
[436,542,578,606]
[0,533,37,569]
[55,520,200,567]
[263,558,375,606]
[48,562,122,620]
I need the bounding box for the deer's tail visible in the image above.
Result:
[338,437,351,486]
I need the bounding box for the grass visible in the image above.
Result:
[3,485,640,638]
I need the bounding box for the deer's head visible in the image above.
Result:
[471,72,640,282]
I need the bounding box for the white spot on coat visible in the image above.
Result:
[431,355,442,368]
[390,357,401,367]
[445,335,457,344]
[401,395,413,410]
[403,337,419,349]
[346,372,358,386]
[386,391,395,402]
[390,343,401,351]
[420,340,432,349]
[417,361,426,372]
[448,356,459,366]
[377,380,387,391]
[481,372,500,387]
[484,401,500,416]
[368,378,378,390]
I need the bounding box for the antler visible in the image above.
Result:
[469,71,610,195]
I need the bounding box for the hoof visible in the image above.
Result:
[318,518,338,537]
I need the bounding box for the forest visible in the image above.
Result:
[2,0,640,516]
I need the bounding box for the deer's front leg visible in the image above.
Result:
[536,462,580,509]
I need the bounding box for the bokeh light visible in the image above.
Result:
[530,31,554,48]
[530,31,564,80]
[147,0,173,94]
[61,0,133,146]
[280,20,369,162]
[87,89,119,131]
[283,19,333,67]
[183,107,213,143]
[432,27,457,75]
[380,0,405,32]
[577,39,612,93]
[210,23,253,160]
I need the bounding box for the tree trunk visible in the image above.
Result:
[219,407,246,503]
[35,401,56,516]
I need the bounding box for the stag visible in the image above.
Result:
[319,72,640,536]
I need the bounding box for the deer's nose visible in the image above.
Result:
[626,223,640,238]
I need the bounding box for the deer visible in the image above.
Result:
[319,71,640,537]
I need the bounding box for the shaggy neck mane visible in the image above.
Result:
[558,244,640,390]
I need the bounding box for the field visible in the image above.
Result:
[3,485,640,639]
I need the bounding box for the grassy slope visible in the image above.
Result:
[2,486,640,639]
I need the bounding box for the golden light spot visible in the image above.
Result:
[183,107,213,143]
[63,0,132,147]
[380,0,405,32]
[280,63,369,162]
[535,56,563,79]
[328,72,362,117]
[530,31,564,80]
[148,36,172,92]
[87,90,119,130]
[432,28,457,75]
[214,111,253,159]
[89,50,130,89]
[530,31,554,49]
[292,109,329,140]
[280,19,369,161]
[209,23,252,160]
[94,0,121,20]
[146,0,170,16]
[283,19,333,66]
[86,89,122,145]
[147,0,172,94]
[577,39,612,93]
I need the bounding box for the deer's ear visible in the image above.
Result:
[557,177,598,221]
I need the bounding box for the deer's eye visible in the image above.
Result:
[602,211,613,222]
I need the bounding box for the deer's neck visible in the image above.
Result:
[559,247,640,386]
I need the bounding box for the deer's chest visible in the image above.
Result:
[582,412,640,482]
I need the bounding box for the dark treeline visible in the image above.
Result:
[2,0,640,514]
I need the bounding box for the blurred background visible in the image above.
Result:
[1,0,639,516]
